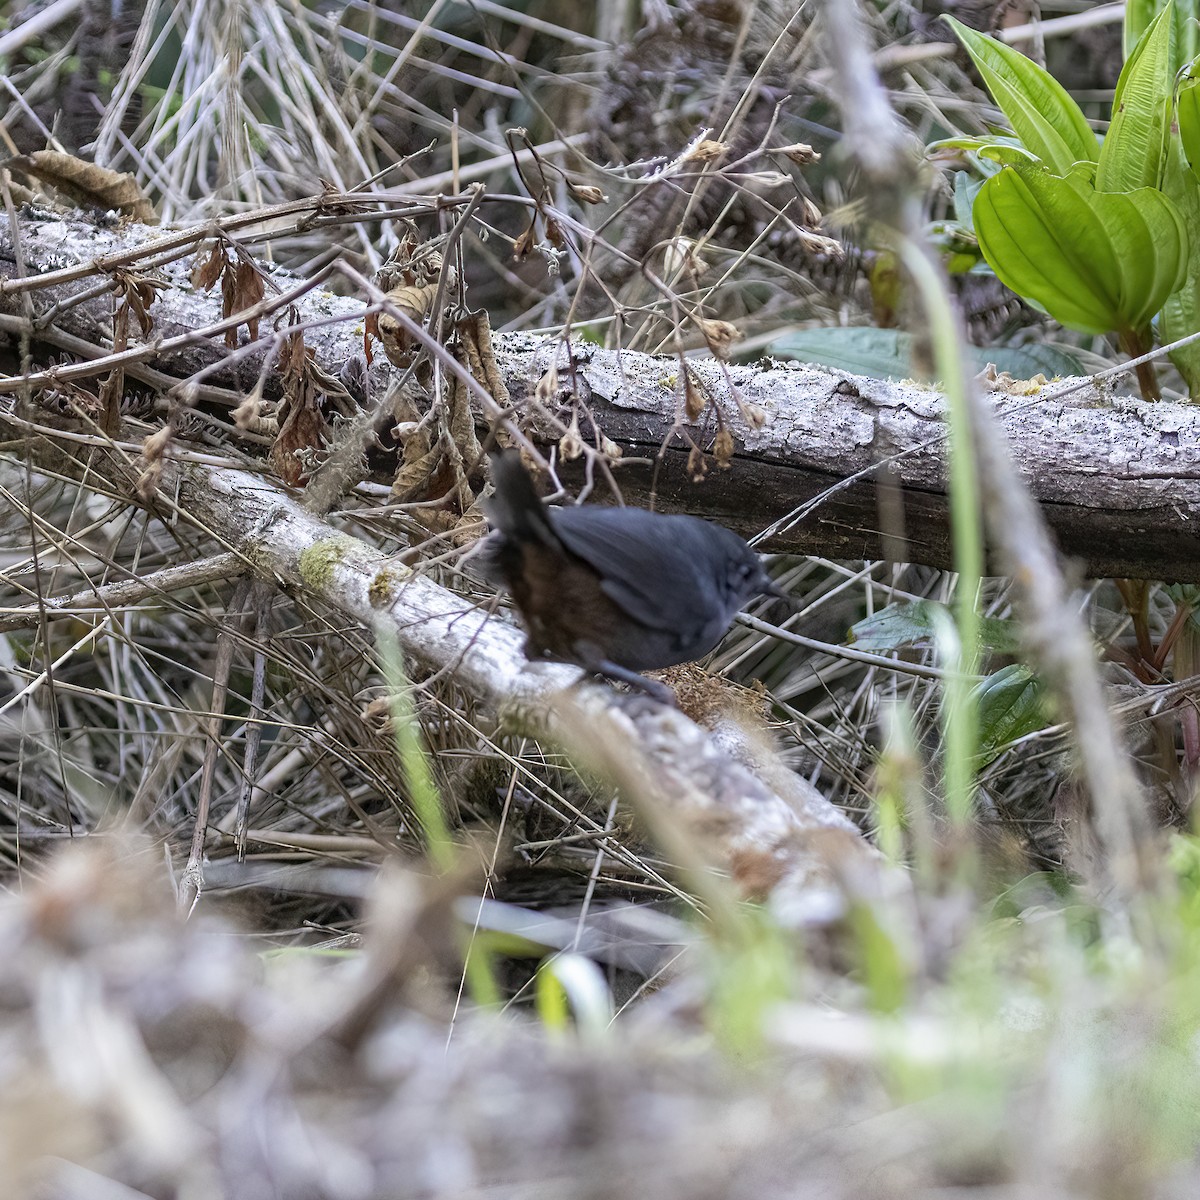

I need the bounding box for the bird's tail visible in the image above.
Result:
[483,450,559,547]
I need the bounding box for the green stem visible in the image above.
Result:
[897,238,983,833]
[1119,327,1160,402]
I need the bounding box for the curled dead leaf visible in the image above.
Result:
[685,139,728,164]
[699,319,740,361]
[234,261,266,341]
[110,267,166,336]
[713,429,735,468]
[567,180,607,205]
[512,221,537,261]
[683,372,706,421]
[191,243,225,291]
[141,424,173,464]
[535,365,559,405]
[775,142,820,165]
[7,151,157,223]
[559,415,583,461]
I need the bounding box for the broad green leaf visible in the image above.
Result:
[1099,5,1175,192]
[1157,133,1200,393]
[1125,0,1198,71]
[848,600,1021,657]
[973,164,1188,335]
[945,16,1098,173]
[974,665,1047,769]
[1126,0,1162,56]
[767,327,1089,382]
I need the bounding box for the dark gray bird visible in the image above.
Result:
[480,450,782,702]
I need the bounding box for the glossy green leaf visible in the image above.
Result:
[1098,5,1175,192]
[973,164,1188,335]
[848,600,1021,657]
[974,665,1047,769]
[945,16,1098,173]
[766,328,1089,383]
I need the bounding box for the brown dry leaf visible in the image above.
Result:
[456,309,509,425]
[137,425,173,501]
[271,322,328,486]
[512,220,537,261]
[559,414,583,461]
[191,243,225,291]
[388,282,441,325]
[699,319,740,361]
[221,259,266,347]
[363,312,379,366]
[687,444,706,481]
[567,180,606,205]
[685,139,729,164]
[271,399,326,487]
[221,269,239,348]
[232,391,266,432]
[535,365,559,405]
[377,282,442,368]
[713,428,736,469]
[96,370,123,436]
[234,261,266,341]
[775,142,820,165]
[387,309,503,521]
[110,267,166,337]
[99,268,165,435]
[8,151,158,223]
[683,371,708,421]
[193,242,266,346]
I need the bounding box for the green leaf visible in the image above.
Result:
[848,600,1021,657]
[928,135,1042,165]
[973,665,1047,769]
[945,15,1098,173]
[766,328,1089,383]
[953,171,977,226]
[1157,133,1200,393]
[1098,4,1175,192]
[973,164,1189,335]
[1126,0,1163,56]
[1126,0,1199,71]
[1178,64,1200,180]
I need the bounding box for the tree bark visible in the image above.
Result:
[1,208,1198,581]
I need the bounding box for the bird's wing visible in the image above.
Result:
[548,507,718,634]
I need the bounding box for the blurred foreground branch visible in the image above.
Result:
[0,397,902,924]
